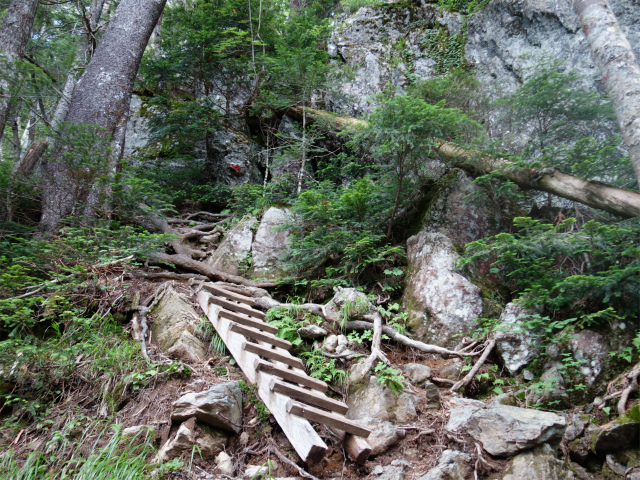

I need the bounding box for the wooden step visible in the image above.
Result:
[254,360,328,393]
[230,324,292,350]
[270,379,348,415]
[243,341,305,369]
[208,295,265,320]
[286,401,371,438]
[203,284,257,307]
[219,309,278,334]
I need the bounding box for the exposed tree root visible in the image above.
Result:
[450,339,496,393]
[267,439,321,480]
[618,363,640,415]
[130,281,171,362]
[345,321,477,358]
[360,312,390,376]
[130,271,210,282]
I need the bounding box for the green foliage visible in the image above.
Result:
[0,422,176,479]
[239,381,270,422]
[378,302,408,335]
[266,306,308,346]
[373,364,404,394]
[438,0,490,14]
[419,28,466,74]
[340,0,383,13]
[301,349,347,385]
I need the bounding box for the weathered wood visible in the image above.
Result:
[208,295,266,319]
[333,429,371,465]
[220,309,279,334]
[197,291,327,463]
[255,360,328,393]
[202,283,257,306]
[286,401,371,438]
[243,341,305,369]
[231,323,292,350]
[270,379,348,414]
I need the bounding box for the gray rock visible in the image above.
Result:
[523,370,535,381]
[403,363,432,385]
[402,232,483,347]
[353,417,405,456]
[495,302,541,375]
[347,376,417,424]
[151,286,206,363]
[445,397,485,434]
[324,334,339,352]
[439,360,464,381]
[122,425,154,437]
[249,207,294,280]
[172,382,243,433]
[206,117,263,187]
[526,363,568,408]
[244,462,278,479]
[424,382,441,411]
[156,420,229,462]
[123,96,151,159]
[199,232,221,244]
[593,421,640,454]
[371,460,412,480]
[417,449,472,480]
[465,405,566,456]
[503,444,580,480]
[215,451,234,475]
[297,324,327,339]
[564,415,586,442]
[208,216,256,276]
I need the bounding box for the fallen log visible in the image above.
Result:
[287,106,640,218]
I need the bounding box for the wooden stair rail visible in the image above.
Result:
[197,285,372,465]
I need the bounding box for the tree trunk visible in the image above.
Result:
[0,0,40,144]
[287,106,640,218]
[40,0,167,231]
[570,0,640,186]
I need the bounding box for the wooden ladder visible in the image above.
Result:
[197,284,372,464]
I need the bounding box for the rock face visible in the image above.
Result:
[420,170,500,247]
[465,405,566,456]
[206,117,263,186]
[328,0,639,127]
[248,207,293,280]
[403,363,432,385]
[208,216,257,276]
[347,376,418,424]
[495,302,541,375]
[503,443,580,480]
[593,421,640,454]
[402,232,483,347]
[151,286,206,362]
[417,450,473,480]
[172,382,243,434]
[446,397,485,434]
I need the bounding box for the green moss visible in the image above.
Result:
[617,404,640,425]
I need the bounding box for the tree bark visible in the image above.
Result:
[40,0,167,231]
[0,0,40,144]
[570,0,640,186]
[288,107,640,218]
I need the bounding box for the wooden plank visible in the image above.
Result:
[243,341,305,370]
[231,323,292,350]
[197,291,327,463]
[287,401,371,438]
[270,379,348,415]
[203,284,257,306]
[333,429,371,465]
[208,295,265,320]
[254,360,328,393]
[219,309,278,334]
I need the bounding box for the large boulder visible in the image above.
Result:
[151,286,206,362]
[207,216,257,276]
[417,450,473,480]
[347,376,418,424]
[465,405,566,457]
[172,382,243,434]
[248,207,294,280]
[402,232,483,347]
[503,443,587,480]
[495,302,541,375]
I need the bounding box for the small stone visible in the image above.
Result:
[324,334,338,352]
[215,451,234,475]
[402,363,432,385]
[245,462,278,478]
[122,425,154,437]
[239,431,249,446]
[335,335,349,354]
[424,382,441,410]
[564,415,586,442]
[297,325,327,339]
[417,450,472,480]
[523,370,534,381]
[446,397,485,434]
[353,417,405,455]
[155,420,229,462]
